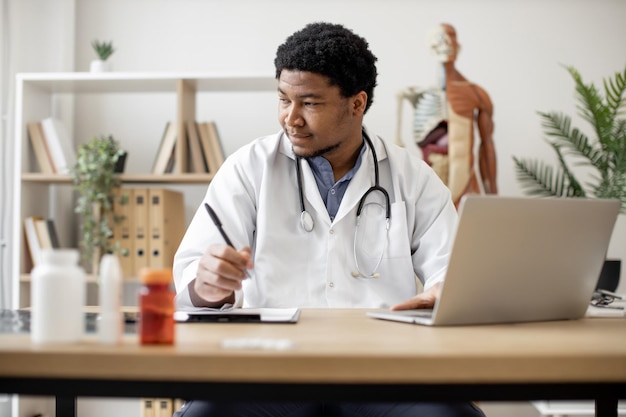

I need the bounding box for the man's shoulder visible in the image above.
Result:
[384,138,429,170]
[221,131,293,177]
[230,131,284,159]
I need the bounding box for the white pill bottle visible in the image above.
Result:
[31,249,86,343]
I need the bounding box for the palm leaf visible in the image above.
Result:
[603,67,626,123]
[538,112,606,173]
[551,143,586,197]
[513,157,584,198]
[514,65,626,213]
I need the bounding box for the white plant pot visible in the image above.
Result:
[90,59,112,72]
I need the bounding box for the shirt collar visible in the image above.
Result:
[307,141,367,187]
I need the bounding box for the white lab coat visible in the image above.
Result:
[173,128,457,310]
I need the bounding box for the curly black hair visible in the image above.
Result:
[274,22,378,113]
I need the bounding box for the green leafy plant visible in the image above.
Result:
[70,135,127,266]
[91,40,115,61]
[513,65,626,213]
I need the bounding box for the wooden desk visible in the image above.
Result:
[0,309,625,417]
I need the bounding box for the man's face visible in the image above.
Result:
[277,70,363,159]
[428,24,458,63]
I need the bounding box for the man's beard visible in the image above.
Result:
[293,142,341,159]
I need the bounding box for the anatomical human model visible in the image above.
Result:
[396,23,497,207]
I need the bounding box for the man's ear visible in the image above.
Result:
[352,91,367,115]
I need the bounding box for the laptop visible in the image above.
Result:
[367,195,621,326]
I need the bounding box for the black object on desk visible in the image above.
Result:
[175,311,262,323]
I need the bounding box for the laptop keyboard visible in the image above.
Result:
[399,309,434,318]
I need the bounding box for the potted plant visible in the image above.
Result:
[513,64,626,291]
[70,135,127,273]
[513,65,625,210]
[90,40,115,72]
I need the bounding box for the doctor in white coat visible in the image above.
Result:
[174,123,454,310]
[172,22,484,417]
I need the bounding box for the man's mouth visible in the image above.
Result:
[288,131,310,139]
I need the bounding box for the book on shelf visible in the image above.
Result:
[24,217,61,270]
[23,216,44,267]
[197,121,225,174]
[164,145,176,173]
[186,120,208,173]
[33,218,60,250]
[205,121,225,169]
[40,117,76,174]
[26,122,55,174]
[152,122,178,175]
[45,218,61,248]
[153,120,225,175]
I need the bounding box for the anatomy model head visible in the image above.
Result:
[428,23,460,63]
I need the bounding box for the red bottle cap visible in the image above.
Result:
[139,268,172,285]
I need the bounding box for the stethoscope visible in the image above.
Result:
[295,131,390,279]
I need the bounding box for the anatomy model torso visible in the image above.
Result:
[396,23,497,207]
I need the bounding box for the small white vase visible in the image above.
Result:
[90,59,112,72]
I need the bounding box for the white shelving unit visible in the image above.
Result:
[11,72,276,309]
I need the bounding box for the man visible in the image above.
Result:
[173,22,484,417]
[395,23,497,208]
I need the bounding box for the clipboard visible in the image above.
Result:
[174,308,301,323]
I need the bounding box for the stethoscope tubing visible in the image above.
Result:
[296,130,391,226]
[294,130,391,279]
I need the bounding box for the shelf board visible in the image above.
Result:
[17,72,277,94]
[20,273,139,284]
[21,173,215,184]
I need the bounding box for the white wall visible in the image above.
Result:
[1,0,76,310]
[71,0,626,290]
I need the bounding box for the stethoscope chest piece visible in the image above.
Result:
[300,211,314,232]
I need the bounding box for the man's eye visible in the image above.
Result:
[304,102,318,107]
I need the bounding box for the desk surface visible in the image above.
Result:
[0,308,625,386]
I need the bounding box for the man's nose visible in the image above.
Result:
[284,104,304,127]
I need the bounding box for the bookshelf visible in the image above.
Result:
[12,72,276,308]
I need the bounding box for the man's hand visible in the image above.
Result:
[189,244,253,307]
[390,282,441,310]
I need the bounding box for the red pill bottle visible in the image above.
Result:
[139,268,175,345]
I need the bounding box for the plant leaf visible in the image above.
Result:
[514,65,626,213]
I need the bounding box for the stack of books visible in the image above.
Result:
[26,117,76,174]
[23,216,61,267]
[152,120,225,175]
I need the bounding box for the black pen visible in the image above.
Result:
[204,203,252,278]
